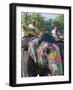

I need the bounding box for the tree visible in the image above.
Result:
[44,18,53,33]
[21,12,64,34]
[53,15,64,32]
[22,12,45,29]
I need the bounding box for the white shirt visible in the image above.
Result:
[51,29,59,41]
[51,29,64,41]
[28,24,37,30]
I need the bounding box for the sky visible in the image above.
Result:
[40,13,60,20]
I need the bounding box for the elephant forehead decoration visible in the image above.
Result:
[28,39,62,65]
[28,39,63,75]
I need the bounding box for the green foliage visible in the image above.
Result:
[22,13,45,29]
[53,15,64,32]
[21,12,64,33]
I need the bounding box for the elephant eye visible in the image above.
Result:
[46,48,50,54]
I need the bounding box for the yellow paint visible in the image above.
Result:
[50,51,57,60]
